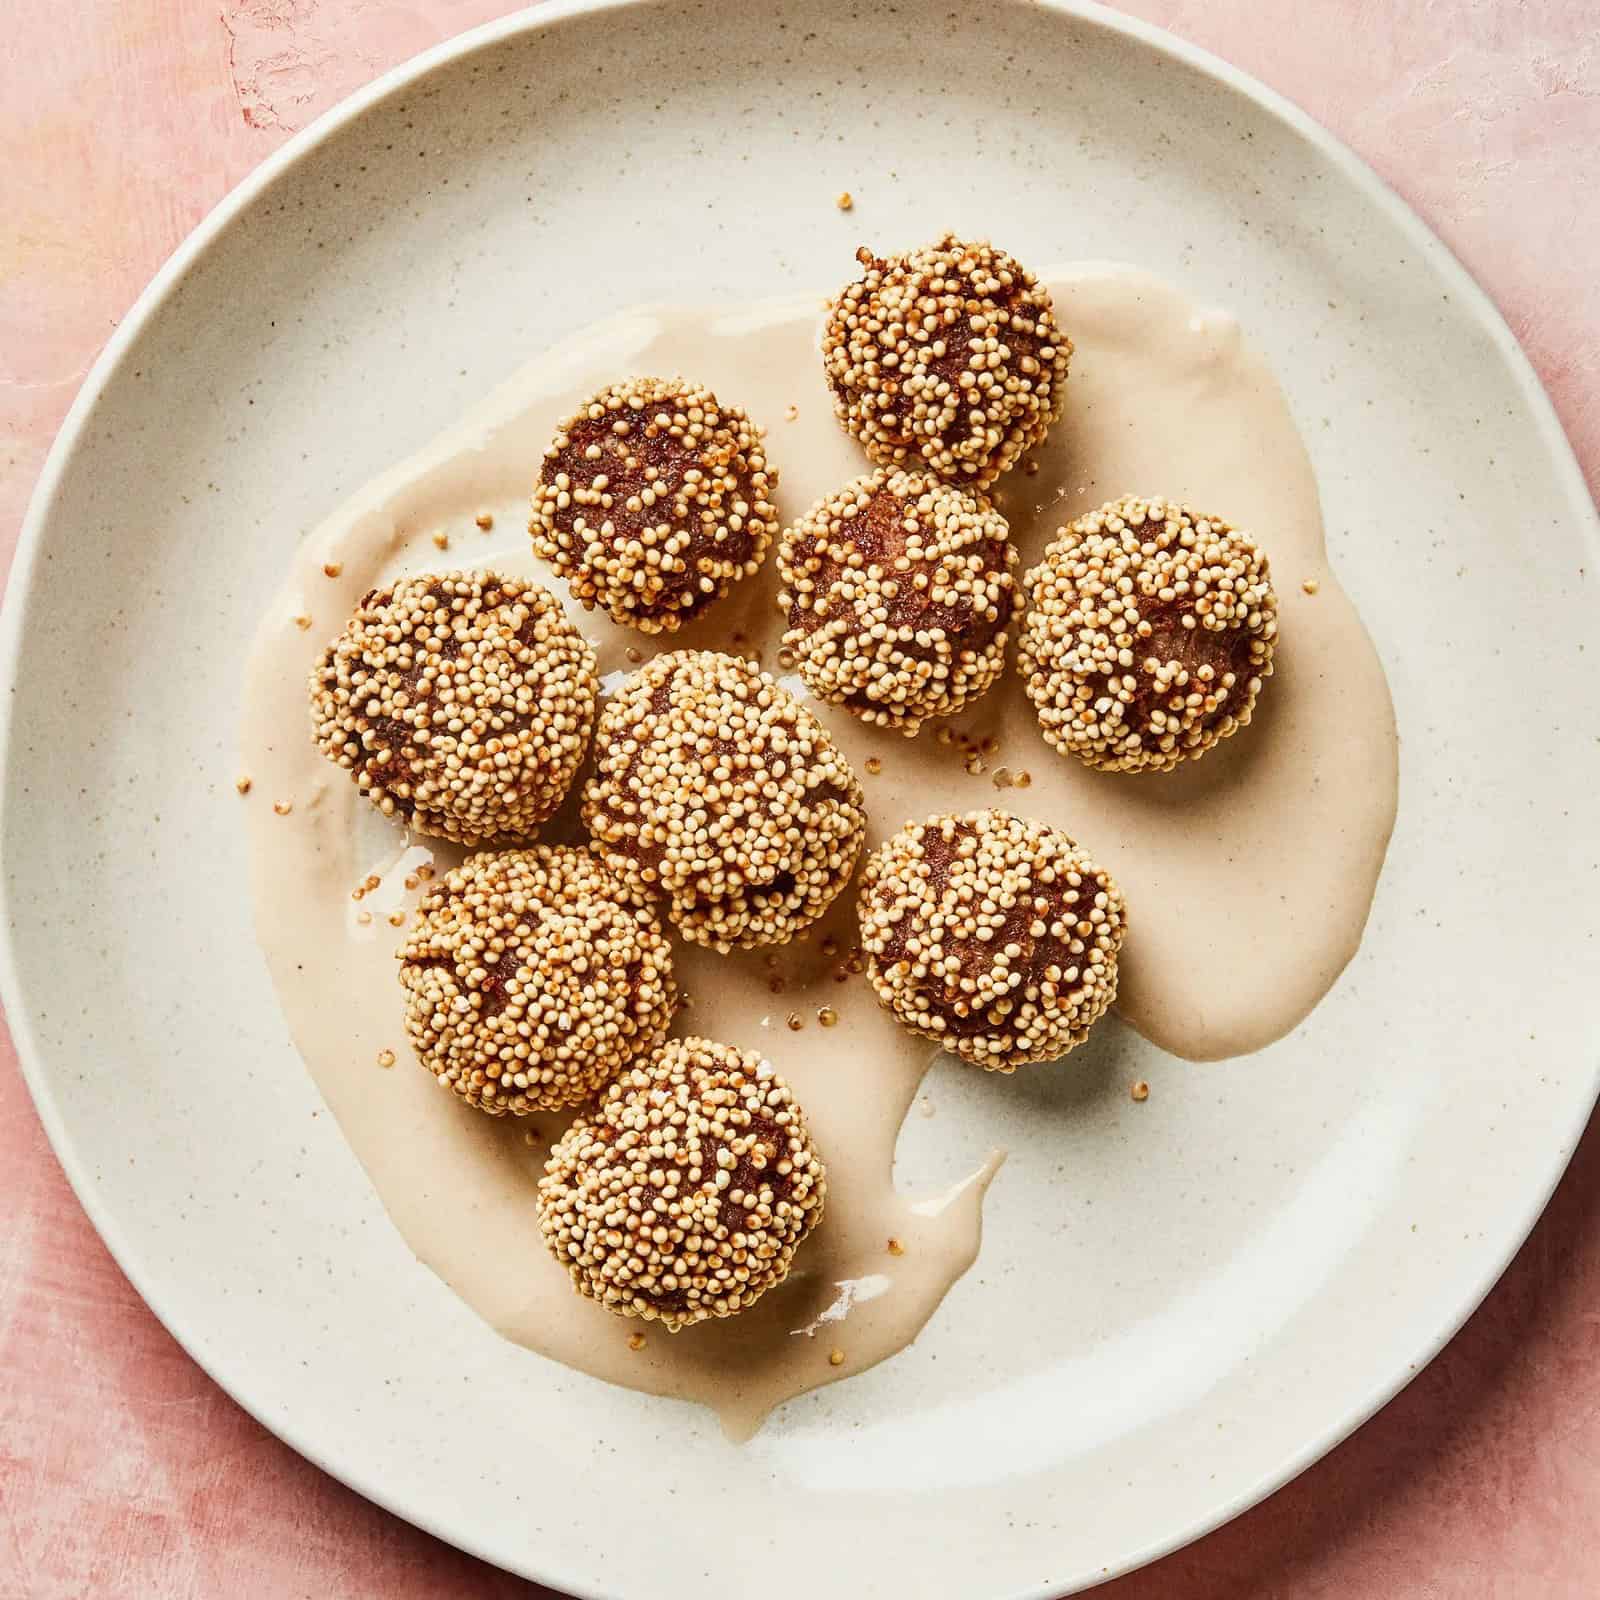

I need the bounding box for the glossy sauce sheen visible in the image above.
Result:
[239,264,1398,1439]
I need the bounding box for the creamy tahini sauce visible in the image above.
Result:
[239,264,1398,1439]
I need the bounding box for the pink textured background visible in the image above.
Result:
[2,2,1597,1595]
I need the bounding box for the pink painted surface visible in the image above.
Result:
[1,1,1597,1594]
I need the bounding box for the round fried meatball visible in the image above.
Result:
[537,1036,827,1329]
[398,846,676,1116]
[822,234,1071,488]
[310,572,596,844]
[530,376,778,632]
[858,810,1126,1071]
[778,467,1016,734]
[582,650,866,952]
[1018,496,1278,773]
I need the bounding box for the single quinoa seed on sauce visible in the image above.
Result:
[858,809,1126,1071]
[309,571,597,844]
[822,234,1072,488]
[582,649,867,951]
[1018,495,1278,773]
[778,467,1018,735]
[398,846,676,1116]
[530,376,778,633]
[537,1035,827,1329]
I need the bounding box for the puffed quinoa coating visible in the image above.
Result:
[858,809,1126,1070]
[1017,496,1278,773]
[399,846,676,1115]
[823,234,1071,488]
[531,376,778,632]
[309,571,596,844]
[778,467,1017,734]
[582,650,867,951]
[538,1035,826,1328]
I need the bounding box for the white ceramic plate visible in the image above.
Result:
[4,2,1596,1594]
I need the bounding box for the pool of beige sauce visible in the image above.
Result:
[240,263,1398,1441]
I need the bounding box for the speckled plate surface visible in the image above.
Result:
[3,2,1597,1595]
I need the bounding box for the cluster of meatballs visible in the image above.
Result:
[303,232,1281,1333]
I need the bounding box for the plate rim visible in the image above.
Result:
[2,1,1597,1593]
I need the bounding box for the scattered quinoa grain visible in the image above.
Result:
[538,1036,826,1328]
[377,1049,396,1068]
[387,911,406,928]
[835,192,853,212]
[785,403,799,422]
[829,1347,846,1366]
[1131,1080,1150,1102]
[294,614,312,630]
[432,531,450,550]
[787,1012,805,1032]
[823,234,1072,487]
[1302,577,1321,595]
[865,756,883,775]
[273,799,293,816]
[475,511,495,530]
[322,562,342,579]
[887,1237,906,1256]
[817,1007,839,1027]
[235,775,253,795]
[627,1332,647,1352]
[1014,770,1032,789]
